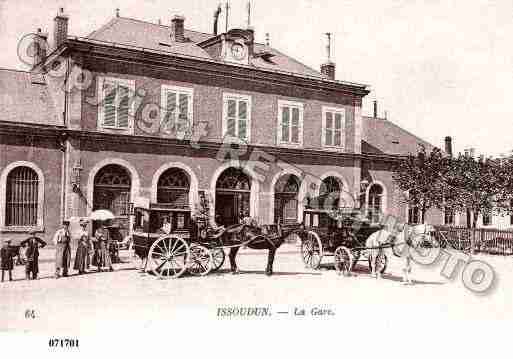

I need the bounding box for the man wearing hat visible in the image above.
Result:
[20,230,47,280]
[53,220,71,278]
[1,239,16,282]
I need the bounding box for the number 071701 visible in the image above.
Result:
[48,338,79,348]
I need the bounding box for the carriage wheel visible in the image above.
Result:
[188,244,213,276]
[301,231,323,269]
[148,236,190,279]
[210,247,226,272]
[369,250,388,275]
[334,246,352,276]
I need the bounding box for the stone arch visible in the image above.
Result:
[151,162,199,209]
[0,161,45,229]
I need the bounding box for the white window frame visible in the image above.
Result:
[222,93,252,142]
[97,76,135,133]
[322,106,345,150]
[160,85,194,138]
[277,100,304,147]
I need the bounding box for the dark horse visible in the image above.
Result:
[204,221,301,276]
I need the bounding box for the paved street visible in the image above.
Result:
[1,244,512,333]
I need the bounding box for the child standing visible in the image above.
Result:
[1,239,16,282]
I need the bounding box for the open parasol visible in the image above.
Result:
[89,209,115,221]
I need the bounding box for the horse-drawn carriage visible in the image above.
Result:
[299,206,388,275]
[131,200,298,279]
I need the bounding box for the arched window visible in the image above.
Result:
[274,174,300,224]
[367,184,383,223]
[215,168,251,226]
[5,167,39,226]
[93,164,131,216]
[157,168,190,207]
[319,176,342,209]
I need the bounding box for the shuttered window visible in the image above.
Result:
[322,107,345,149]
[278,100,303,146]
[5,167,39,227]
[98,77,134,130]
[223,93,251,141]
[161,85,194,136]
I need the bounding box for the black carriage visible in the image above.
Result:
[299,206,385,273]
[131,200,290,279]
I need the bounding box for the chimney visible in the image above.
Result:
[53,7,69,49]
[320,33,335,80]
[33,28,48,68]
[373,100,378,118]
[171,15,185,42]
[444,136,453,158]
[213,5,222,35]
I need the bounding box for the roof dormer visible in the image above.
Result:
[198,28,254,65]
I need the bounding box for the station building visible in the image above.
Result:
[0,8,443,244]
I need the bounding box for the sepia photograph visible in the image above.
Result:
[0,0,511,357]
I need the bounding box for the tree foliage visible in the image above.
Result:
[393,146,447,223]
[394,147,513,228]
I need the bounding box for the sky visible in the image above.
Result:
[0,0,512,157]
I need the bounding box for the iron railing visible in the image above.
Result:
[433,225,513,256]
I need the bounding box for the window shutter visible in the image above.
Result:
[238,100,247,139]
[164,91,177,129]
[334,113,342,146]
[227,99,237,136]
[291,107,299,143]
[117,85,130,128]
[281,107,290,142]
[178,93,189,131]
[325,112,333,146]
[103,82,116,127]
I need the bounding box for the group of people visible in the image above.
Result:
[0,219,115,282]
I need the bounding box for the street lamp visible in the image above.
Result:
[71,161,83,192]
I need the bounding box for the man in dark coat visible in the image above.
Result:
[20,231,47,280]
[53,220,71,278]
[1,239,16,282]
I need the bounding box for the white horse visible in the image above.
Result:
[365,224,431,283]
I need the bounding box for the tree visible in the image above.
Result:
[393,146,447,224]
[444,154,507,228]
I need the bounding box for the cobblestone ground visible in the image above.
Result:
[0,244,512,333]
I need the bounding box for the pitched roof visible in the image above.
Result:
[361,116,437,156]
[0,68,61,126]
[87,16,325,79]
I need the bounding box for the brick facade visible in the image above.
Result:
[0,13,441,244]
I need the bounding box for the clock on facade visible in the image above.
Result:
[230,43,246,60]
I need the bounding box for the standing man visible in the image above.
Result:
[53,220,71,278]
[20,231,47,280]
[74,219,89,274]
[1,239,16,282]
